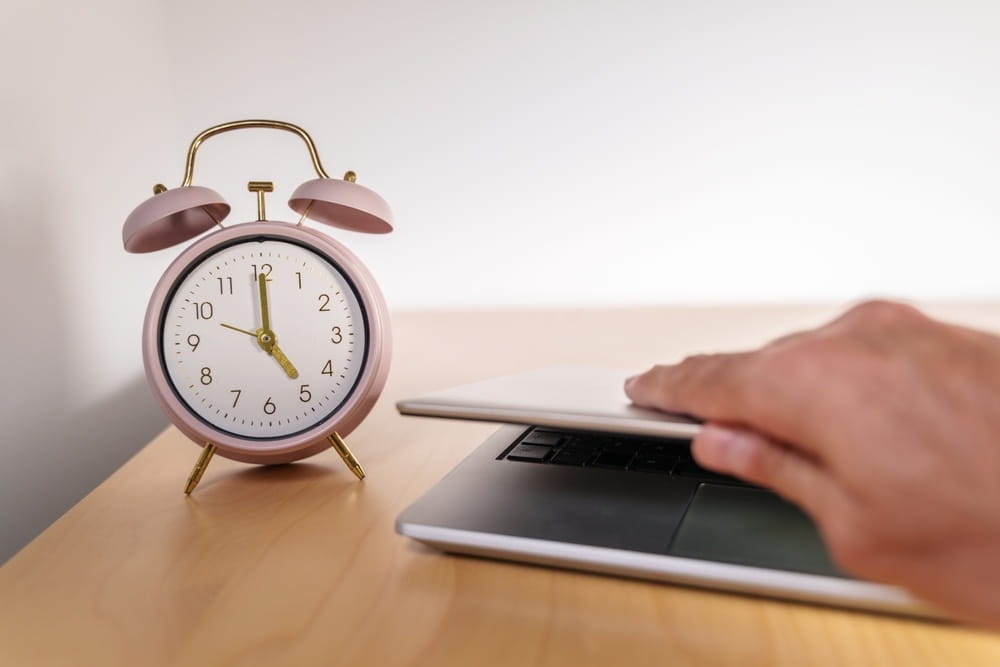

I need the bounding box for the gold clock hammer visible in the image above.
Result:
[248,180,273,221]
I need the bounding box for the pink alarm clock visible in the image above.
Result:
[122,120,392,494]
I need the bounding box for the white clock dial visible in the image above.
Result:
[159,237,368,439]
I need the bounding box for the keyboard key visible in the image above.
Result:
[644,441,689,457]
[630,454,678,474]
[507,444,553,462]
[591,450,634,470]
[550,448,593,466]
[602,440,641,455]
[520,431,564,447]
[503,429,720,479]
[559,436,596,451]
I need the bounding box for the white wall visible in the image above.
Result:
[0,1,188,562]
[2,0,999,562]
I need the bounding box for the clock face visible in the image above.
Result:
[159,236,368,440]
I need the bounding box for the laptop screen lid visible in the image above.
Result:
[396,366,701,439]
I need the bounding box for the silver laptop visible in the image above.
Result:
[395,367,938,619]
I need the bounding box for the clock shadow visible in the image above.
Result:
[223,462,333,486]
[181,462,340,509]
[185,461,360,511]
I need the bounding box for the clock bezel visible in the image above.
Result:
[142,221,391,464]
[158,234,371,442]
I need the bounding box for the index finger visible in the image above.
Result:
[625,353,758,422]
[625,352,820,455]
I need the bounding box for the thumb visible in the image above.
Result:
[692,423,841,521]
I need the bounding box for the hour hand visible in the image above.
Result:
[270,343,300,379]
[220,323,257,337]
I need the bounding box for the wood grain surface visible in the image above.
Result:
[3,305,1000,666]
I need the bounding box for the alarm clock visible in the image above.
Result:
[122,120,392,494]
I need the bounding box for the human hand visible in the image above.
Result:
[625,300,1000,627]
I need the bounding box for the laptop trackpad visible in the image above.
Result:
[669,484,846,578]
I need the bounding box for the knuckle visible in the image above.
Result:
[756,336,810,373]
[845,299,921,329]
[675,354,711,374]
[639,364,668,386]
[647,362,680,386]
[801,338,860,376]
[670,355,716,400]
[631,363,685,409]
[739,351,795,412]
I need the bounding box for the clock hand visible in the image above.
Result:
[253,272,300,378]
[223,322,300,377]
[220,322,257,337]
[258,272,271,332]
[269,343,300,379]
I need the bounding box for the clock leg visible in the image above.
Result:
[328,432,366,481]
[184,443,218,495]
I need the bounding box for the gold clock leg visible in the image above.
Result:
[328,432,366,481]
[184,443,218,495]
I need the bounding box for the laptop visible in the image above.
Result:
[395,366,938,619]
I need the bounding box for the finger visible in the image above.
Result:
[691,423,842,520]
[625,353,758,423]
[625,352,833,458]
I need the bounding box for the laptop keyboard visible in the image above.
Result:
[501,428,749,486]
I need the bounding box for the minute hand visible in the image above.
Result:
[258,272,271,331]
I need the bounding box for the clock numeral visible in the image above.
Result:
[331,326,343,344]
[263,397,277,415]
[230,389,241,408]
[321,360,334,376]
[200,367,213,385]
[217,276,234,295]
[318,294,331,312]
[296,271,303,289]
[251,263,273,281]
[299,385,312,402]
[187,334,200,352]
[194,301,214,320]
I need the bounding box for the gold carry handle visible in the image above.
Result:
[180,119,331,186]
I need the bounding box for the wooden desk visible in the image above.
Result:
[4,306,1000,666]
